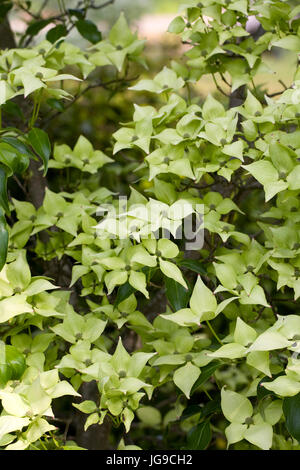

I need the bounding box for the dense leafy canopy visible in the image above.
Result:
[1,0,300,450]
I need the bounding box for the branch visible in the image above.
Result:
[266,79,290,98]
[42,75,139,129]
[16,2,40,19]
[37,0,50,16]
[19,0,115,47]
[212,73,229,97]
[0,17,16,49]
[90,0,115,9]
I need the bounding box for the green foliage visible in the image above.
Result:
[1,0,300,451]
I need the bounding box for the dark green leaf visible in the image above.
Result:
[0,364,12,388]
[165,276,190,311]
[46,24,67,43]
[187,420,211,450]
[200,399,221,418]
[283,393,300,442]
[75,20,102,44]
[180,405,202,421]
[142,265,156,279]
[180,399,221,422]
[191,361,221,394]
[0,208,8,271]
[0,167,9,213]
[178,258,206,274]
[0,345,26,387]
[115,282,135,307]
[28,128,51,175]
[257,373,283,400]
